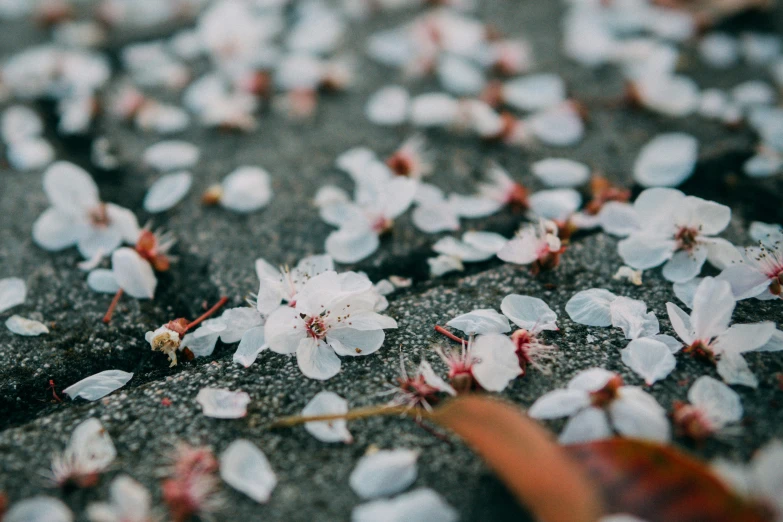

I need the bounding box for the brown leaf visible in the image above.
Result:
[430,396,603,522]
[565,438,772,522]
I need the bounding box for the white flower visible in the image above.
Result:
[51,418,116,487]
[712,440,783,520]
[618,188,732,282]
[672,376,742,441]
[497,219,564,274]
[666,277,781,388]
[528,368,670,444]
[435,334,522,393]
[349,449,418,499]
[718,238,783,301]
[254,254,334,315]
[384,134,432,179]
[501,294,559,374]
[264,270,397,380]
[352,488,458,522]
[87,475,155,522]
[302,391,353,443]
[33,162,139,259]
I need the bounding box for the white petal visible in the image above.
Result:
[691,277,735,340]
[662,246,708,283]
[220,166,273,213]
[688,376,742,428]
[699,33,739,68]
[220,439,277,504]
[419,361,456,396]
[714,322,776,355]
[620,338,676,385]
[635,75,699,117]
[43,161,99,215]
[633,187,685,227]
[610,297,659,340]
[448,194,504,218]
[532,158,590,188]
[503,73,566,112]
[143,140,199,171]
[565,288,617,327]
[447,309,510,335]
[352,488,457,522]
[462,231,508,254]
[412,202,460,234]
[349,449,419,499]
[558,407,612,444]
[196,388,251,419]
[63,370,133,401]
[327,328,385,357]
[496,228,540,265]
[6,497,73,522]
[218,307,264,343]
[410,93,459,127]
[527,104,584,147]
[0,277,26,313]
[6,315,48,336]
[609,388,670,442]
[365,86,409,126]
[437,54,485,96]
[649,334,684,353]
[111,248,156,299]
[64,418,116,472]
[633,133,698,187]
[326,226,379,264]
[8,138,55,171]
[302,391,352,443]
[500,294,557,331]
[617,234,676,270]
[32,208,82,251]
[470,334,522,392]
[683,197,731,236]
[233,326,267,367]
[77,224,123,261]
[433,237,496,262]
[673,277,703,308]
[717,264,771,300]
[428,255,464,277]
[749,440,783,504]
[758,330,783,352]
[297,338,341,380]
[666,302,694,345]
[181,324,222,357]
[567,368,616,392]
[528,389,590,419]
[716,352,758,388]
[528,189,582,221]
[87,269,120,295]
[143,171,192,213]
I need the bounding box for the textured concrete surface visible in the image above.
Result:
[0,0,782,521]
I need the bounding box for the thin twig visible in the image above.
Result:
[268,404,430,429]
[185,297,228,332]
[434,325,467,344]
[102,288,124,324]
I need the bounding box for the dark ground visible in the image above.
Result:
[0,1,782,521]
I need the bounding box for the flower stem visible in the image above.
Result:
[268,404,428,429]
[186,297,228,332]
[434,325,467,344]
[102,288,124,324]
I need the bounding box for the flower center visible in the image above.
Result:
[507,182,529,208]
[675,226,700,251]
[386,153,414,177]
[683,340,715,361]
[371,216,393,234]
[89,203,110,227]
[135,230,171,272]
[304,315,328,340]
[672,401,713,440]
[589,375,623,407]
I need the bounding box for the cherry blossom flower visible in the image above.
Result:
[33,162,139,260]
[434,334,522,393]
[476,162,528,210]
[618,188,733,283]
[0,277,26,314]
[51,418,116,488]
[501,294,559,374]
[712,440,783,520]
[352,488,458,522]
[384,355,456,413]
[384,134,433,179]
[666,277,781,387]
[497,219,565,275]
[254,254,334,315]
[5,497,73,522]
[672,376,743,441]
[528,368,670,443]
[350,449,419,499]
[301,391,353,443]
[87,475,156,522]
[220,440,277,504]
[265,270,397,380]
[162,444,222,522]
[718,234,783,301]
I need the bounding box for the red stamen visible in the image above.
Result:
[48,379,62,403]
[434,325,467,344]
[102,288,124,324]
[184,297,228,332]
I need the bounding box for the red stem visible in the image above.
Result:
[48,380,62,403]
[185,297,228,332]
[434,325,467,344]
[103,288,124,324]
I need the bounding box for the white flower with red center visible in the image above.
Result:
[500,295,559,374]
[528,368,670,444]
[434,334,522,393]
[497,219,565,274]
[32,162,139,260]
[718,231,783,301]
[264,270,397,380]
[672,376,743,442]
[666,277,782,388]
[51,418,116,488]
[254,254,335,315]
[384,134,433,180]
[618,188,734,283]
[384,354,456,413]
[162,444,222,522]
[477,162,529,210]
